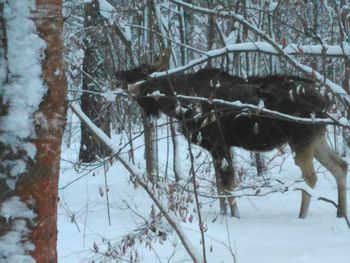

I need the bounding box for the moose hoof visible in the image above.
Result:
[337,210,347,218]
[230,205,240,218]
[298,214,307,219]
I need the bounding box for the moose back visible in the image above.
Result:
[116,65,348,219]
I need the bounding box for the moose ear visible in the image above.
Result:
[153,48,171,71]
[141,66,149,75]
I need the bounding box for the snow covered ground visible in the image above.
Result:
[57,117,350,263]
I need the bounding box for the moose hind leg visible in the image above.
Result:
[314,135,348,218]
[213,152,239,218]
[293,143,318,218]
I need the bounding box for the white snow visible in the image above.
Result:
[98,0,115,20]
[151,90,161,96]
[289,89,294,102]
[269,1,278,12]
[0,0,46,190]
[0,224,36,263]
[296,84,302,95]
[148,0,350,105]
[0,196,35,222]
[196,131,202,144]
[220,158,229,170]
[58,1,350,262]
[0,197,36,263]
[23,142,37,160]
[9,160,26,178]
[175,94,336,126]
[58,110,350,263]
[0,1,46,261]
[102,88,117,102]
[225,31,238,46]
[141,41,349,104]
[343,41,350,56]
[0,1,47,148]
[258,99,265,110]
[338,117,349,126]
[97,0,132,43]
[70,102,119,154]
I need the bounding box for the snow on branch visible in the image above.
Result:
[143,93,349,128]
[134,41,349,101]
[176,94,341,126]
[283,44,348,57]
[167,0,350,105]
[73,86,348,128]
[72,86,348,127]
[133,40,349,85]
[69,102,203,263]
[97,0,137,65]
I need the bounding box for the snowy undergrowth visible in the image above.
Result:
[58,115,350,263]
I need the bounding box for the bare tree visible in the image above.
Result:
[79,0,112,162]
[61,0,350,260]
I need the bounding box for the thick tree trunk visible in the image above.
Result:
[0,1,66,262]
[18,1,66,261]
[79,0,112,162]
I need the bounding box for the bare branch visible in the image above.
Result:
[170,0,350,106]
[142,93,349,128]
[70,102,203,263]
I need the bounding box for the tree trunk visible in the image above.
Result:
[179,6,187,65]
[170,119,181,181]
[0,1,66,262]
[79,0,112,162]
[207,14,215,68]
[142,110,158,183]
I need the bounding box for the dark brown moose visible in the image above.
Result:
[116,58,348,219]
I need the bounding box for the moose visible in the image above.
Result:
[116,56,348,219]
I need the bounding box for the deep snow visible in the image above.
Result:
[58,116,350,263]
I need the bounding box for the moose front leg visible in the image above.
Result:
[292,144,317,218]
[212,149,239,218]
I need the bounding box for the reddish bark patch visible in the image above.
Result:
[15,1,67,262]
[17,172,59,263]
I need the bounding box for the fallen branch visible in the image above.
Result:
[70,102,204,263]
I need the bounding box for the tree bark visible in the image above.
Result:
[170,120,181,181]
[142,110,158,183]
[79,0,112,162]
[0,1,66,262]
